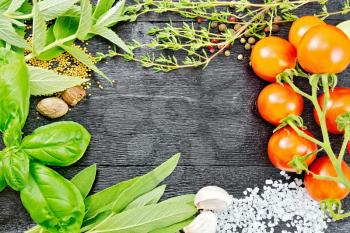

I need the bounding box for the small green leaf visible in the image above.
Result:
[160,194,195,205]
[92,0,115,20]
[21,121,91,166]
[93,201,197,232]
[125,185,166,210]
[337,20,350,39]
[3,150,29,191]
[37,25,65,60]
[71,164,97,199]
[150,218,194,233]
[91,26,132,54]
[0,160,7,192]
[28,66,88,96]
[61,44,111,82]
[38,0,79,21]
[6,0,25,13]
[32,0,47,55]
[76,0,92,40]
[0,17,29,48]
[95,0,125,27]
[53,16,79,39]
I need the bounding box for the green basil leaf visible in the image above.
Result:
[83,177,139,223]
[111,153,181,213]
[36,25,65,60]
[38,0,79,21]
[93,201,197,232]
[150,218,194,233]
[5,0,25,13]
[76,0,92,40]
[71,164,96,199]
[32,0,46,55]
[61,45,110,82]
[0,160,7,192]
[53,16,79,39]
[91,26,132,54]
[95,0,125,27]
[28,65,88,96]
[0,48,29,133]
[92,0,115,20]
[20,163,85,233]
[2,118,22,146]
[0,17,29,48]
[125,185,166,210]
[21,121,91,166]
[3,150,29,191]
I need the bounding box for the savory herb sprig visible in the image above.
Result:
[106,0,349,72]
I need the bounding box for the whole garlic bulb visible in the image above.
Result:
[194,186,231,211]
[184,211,217,233]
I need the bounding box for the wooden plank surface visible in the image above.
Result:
[0,1,350,232]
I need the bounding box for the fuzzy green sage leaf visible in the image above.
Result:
[124,185,166,210]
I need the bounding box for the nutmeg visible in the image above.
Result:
[62,86,86,106]
[37,97,69,119]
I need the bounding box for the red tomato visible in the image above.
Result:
[297,25,350,74]
[314,88,350,134]
[268,126,317,172]
[257,83,304,125]
[288,16,326,48]
[250,36,297,82]
[304,156,350,201]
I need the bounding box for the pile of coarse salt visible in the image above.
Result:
[215,171,331,233]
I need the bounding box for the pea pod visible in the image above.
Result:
[21,121,91,166]
[20,162,85,233]
[2,149,29,191]
[0,48,29,142]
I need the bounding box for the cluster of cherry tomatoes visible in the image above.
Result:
[250,16,350,201]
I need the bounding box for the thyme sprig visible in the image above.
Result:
[103,0,348,72]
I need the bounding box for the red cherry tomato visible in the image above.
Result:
[257,83,304,125]
[304,156,350,201]
[288,16,326,48]
[250,36,297,82]
[268,126,317,172]
[297,25,350,74]
[314,88,350,134]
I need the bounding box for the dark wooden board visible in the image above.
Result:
[0,1,350,232]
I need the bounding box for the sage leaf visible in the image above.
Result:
[93,0,115,20]
[160,194,195,205]
[91,26,132,54]
[32,0,47,55]
[20,163,85,233]
[95,0,125,27]
[0,17,29,48]
[2,119,22,147]
[112,153,181,213]
[0,160,7,192]
[150,218,194,233]
[28,66,88,96]
[83,177,139,222]
[38,0,79,21]
[76,0,93,40]
[21,121,91,166]
[3,150,29,191]
[5,0,25,13]
[93,201,197,232]
[81,210,112,232]
[0,48,29,132]
[71,164,97,199]
[125,185,166,210]
[61,45,111,82]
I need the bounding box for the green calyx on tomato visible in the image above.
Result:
[250,36,297,82]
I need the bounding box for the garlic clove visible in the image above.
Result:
[194,186,232,211]
[184,211,217,233]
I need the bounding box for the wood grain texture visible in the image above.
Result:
[1,1,350,232]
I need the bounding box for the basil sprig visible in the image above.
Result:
[0,48,90,232]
